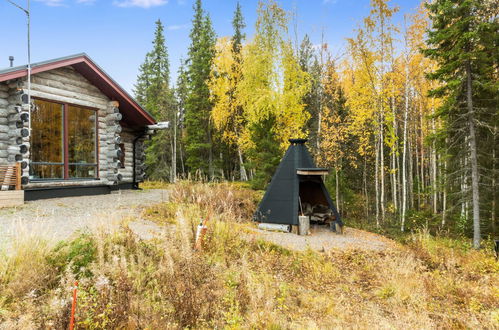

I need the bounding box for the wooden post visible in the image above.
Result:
[15,162,21,190]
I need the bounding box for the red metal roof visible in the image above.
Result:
[0,53,156,128]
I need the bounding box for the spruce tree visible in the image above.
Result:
[424,0,498,248]
[184,0,216,178]
[175,59,189,177]
[134,19,175,180]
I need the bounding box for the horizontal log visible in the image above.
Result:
[107,125,122,134]
[7,80,24,89]
[0,99,8,107]
[30,83,108,107]
[0,91,8,99]
[107,113,122,121]
[7,154,22,162]
[21,176,29,185]
[8,145,27,154]
[29,90,106,110]
[7,94,28,105]
[0,84,9,92]
[34,70,102,93]
[107,149,122,159]
[20,112,29,122]
[107,173,123,182]
[9,128,29,138]
[31,75,108,100]
[7,105,22,114]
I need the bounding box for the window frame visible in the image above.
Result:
[30,97,100,181]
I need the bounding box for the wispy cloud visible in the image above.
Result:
[113,0,168,8]
[167,23,188,31]
[34,0,65,6]
[76,0,96,4]
[323,0,338,4]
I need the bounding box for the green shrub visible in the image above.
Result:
[47,233,96,278]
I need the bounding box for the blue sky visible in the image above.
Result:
[0,0,421,94]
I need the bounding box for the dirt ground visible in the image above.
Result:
[247,224,396,252]
[0,189,167,250]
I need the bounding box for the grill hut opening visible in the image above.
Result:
[254,139,342,230]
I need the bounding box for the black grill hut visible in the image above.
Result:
[254,139,342,227]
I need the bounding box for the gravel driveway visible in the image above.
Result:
[0,189,167,249]
[248,224,395,252]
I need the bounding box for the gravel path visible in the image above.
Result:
[0,188,393,253]
[247,225,394,252]
[0,189,167,249]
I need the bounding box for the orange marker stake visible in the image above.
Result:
[69,281,78,330]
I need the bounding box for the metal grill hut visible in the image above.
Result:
[254,139,342,228]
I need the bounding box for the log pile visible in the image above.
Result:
[301,203,334,223]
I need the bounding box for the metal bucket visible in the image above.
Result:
[298,215,310,235]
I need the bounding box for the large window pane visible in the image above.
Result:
[68,165,96,179]
[30,164,64,179]
[30,99,64,179]
[68,105,97,178]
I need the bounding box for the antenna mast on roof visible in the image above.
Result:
[5,0,31,131]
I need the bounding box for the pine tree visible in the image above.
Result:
[424,0,498,248]
[184,0,216,178]
[134,19,175,180]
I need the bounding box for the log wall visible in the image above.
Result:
[0,66,147,188]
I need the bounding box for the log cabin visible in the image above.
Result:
[0,53,158,201]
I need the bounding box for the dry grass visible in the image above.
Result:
[0,182,497,329]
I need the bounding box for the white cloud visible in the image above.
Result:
[76,0,96,4]
[323,0,338,4]
[34,0,65,6]
[113,0,168,8]
[166,23,188,31]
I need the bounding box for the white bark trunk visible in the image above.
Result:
[401,63,409,232]
[466,62,481,249]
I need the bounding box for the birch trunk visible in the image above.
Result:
[238,146,248,181]
[492,126,496,237]
[364,155,369,219]
[442,157,447,226]
[465,62,481,249]
[401,63,409,231]
[391,95,398,212]
[431,115,437,214]
[419,105,426,205]
[335,167,340,214]
[375,133,380,228]
[380,112,385,223]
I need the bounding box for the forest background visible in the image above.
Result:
[134,0,498,248]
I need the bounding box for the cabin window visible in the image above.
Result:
[30,99,98,180]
